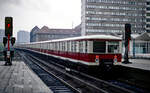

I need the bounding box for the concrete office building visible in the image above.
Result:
[0,29,4,43]
[81,0,146,36]
[146,0,150,32]
[17,31,30,44]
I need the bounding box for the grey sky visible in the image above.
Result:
[0,0,81,38]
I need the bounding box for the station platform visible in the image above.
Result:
[0,61,53,93]
[115,59,150,71]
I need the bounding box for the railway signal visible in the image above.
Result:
[3,17,15,66]
[5,17,13,36]
[3,37,7,46]
[11,37,16,46]
[125,24,131,40]
[123,24,132,64]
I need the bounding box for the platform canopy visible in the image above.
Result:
[135,32,150,41]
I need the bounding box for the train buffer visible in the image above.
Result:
[0,61,53,93]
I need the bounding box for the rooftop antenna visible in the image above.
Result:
[72,21,74,29]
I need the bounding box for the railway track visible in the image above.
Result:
[18,50,135,93]
[19,52,79,93]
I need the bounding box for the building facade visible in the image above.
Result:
[30,25,81,42]
[81,0,146,36]
[0,29,4,43]
[120,33,150,58]
[30,26,40,42]
[17,31,30,44]
[146,0,150,32]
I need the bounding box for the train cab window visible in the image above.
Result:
[93,41,106,53]
[108,41,119,53]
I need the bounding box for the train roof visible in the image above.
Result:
[26,35,122,44]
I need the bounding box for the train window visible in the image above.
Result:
[64,42,66,51]
[46,43,48,49]
[60,42,62,51]
[65,42,67,51]
[76,41,79,52]
[48,43,50,50]
[45,43,47,49]
[60,42,61,51]
[53,43,55,50]
[49,43,51,50]
[57,42,59,51]
[108,41,119,53]
[71,41,74,52]
[85,41,88,53]
[79,41,84,53]
[93,41,106,53]
[62,42,65,51]
[55,42,57,50]
[67,41,69,52]
[74,41,77,52]
[52,43,53,50]
[51,43,52,50]
[61,42,63,51]
[36,44,37,48]
[43,43,45,49]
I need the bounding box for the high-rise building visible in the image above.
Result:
[81,0,146,36]
[146,0,150,32]
[17,31,30,44]
[0,29,4,43]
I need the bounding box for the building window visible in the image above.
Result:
[147,18,150,22]
[146,24,150,28]
[147,13,150,16]
[147,7,150,10]
[147,2,150,5]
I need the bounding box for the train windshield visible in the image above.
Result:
[93,41,106,53]
[108,41,119,53]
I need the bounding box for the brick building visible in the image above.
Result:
[30,24,81,42]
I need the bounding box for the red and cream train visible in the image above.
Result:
[16,35,122,70]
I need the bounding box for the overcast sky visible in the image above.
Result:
[0,0,81,38]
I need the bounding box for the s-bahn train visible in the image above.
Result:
[16,35,122,71]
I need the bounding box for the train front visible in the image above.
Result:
[90,39,122,70]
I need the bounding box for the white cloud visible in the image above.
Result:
[0,0,81,38]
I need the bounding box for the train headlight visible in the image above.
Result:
[95,55,99,63]
[95,58,99,63]
[114,58,117,63]
[114,55,118,63]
